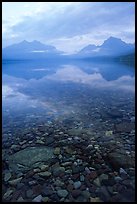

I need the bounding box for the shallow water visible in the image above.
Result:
[2,59,135,202]
[2,59,135,142]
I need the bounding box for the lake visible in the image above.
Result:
[2,59,135,202]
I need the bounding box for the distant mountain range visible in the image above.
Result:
[2,37,135,60]
[76,37,134,57]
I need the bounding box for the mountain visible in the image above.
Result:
[77,37,135,57]
[2,40,63,60]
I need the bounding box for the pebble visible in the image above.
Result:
[57,189,68,198]
[4,171,12,182]
[8,177,23,186]
[32,195,43,202]
[54,147,61,155]
[3,189,13,200]
[93,177,101,187]
[40,165,49,171]
[38,171,51,178]
[74,181,82,189]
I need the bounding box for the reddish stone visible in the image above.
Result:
[88,171,97,179]
[67,183,74,192]
[24,170,35,179]
[32,184,42,195]
[11,190,22,201]
[71,173,80,180]
[71,189,81,198]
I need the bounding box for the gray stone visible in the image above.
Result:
[26,189,33,198]
[8,177,23,186]
[4,171,12,182]
[52,167,65,176]
[32,195,43,202]
[8,147,54,172]
[99,174,109,183]
[93,177,101,187]
[57,189,68,198]
[38,171,51,178]
[74,181,81,189]
[3,189,13,200]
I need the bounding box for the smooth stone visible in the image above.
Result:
[74,181,81,189]
[28,180,37,186]
[8,147,54,172]
[4,171,12,182]
[61,162,72,167]
[38,171,51,178]
[3,189,13,200]
[105,131,113,136]
[98,186,111,202]
[119,168,128,175]
[19,140,27,145]
[17,196,24,202]
[71,189,81,198]
[36,140,45,144]
[93,177,101,187]
[8,177,23,186]
[80,175,85,182]
[54,147,61,155]
[52,167,65,176]
[90,197,102,202]
[57,189,68,198]
[42,185,54,196]
[32,195,43,202]
[99,174,109,183]
[42,197,49,202]
[26,189,33,198]
[40,165,49,171]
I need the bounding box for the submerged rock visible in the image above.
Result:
[8,147,54,172]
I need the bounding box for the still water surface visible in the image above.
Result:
[2,59,135,143]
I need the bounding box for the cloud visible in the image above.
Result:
[2,2,135,52]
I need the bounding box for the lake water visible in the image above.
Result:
[2,59,135,202]
[2,59,135,142]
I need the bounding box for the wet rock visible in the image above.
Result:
[40,165,49,171]
[4,171,12,182]
[8,177,23,186]
[38,171,51,178]
[105,130,113,136]
[90,197,102,202]
[57,189,68,198]
[42,197,49,202]
[97,186,111,202]
[80,175,85,182]
[99,174,109,183]
[42,185,54,196]
[45,137,54,145]
[74,181,81,189]
[36,140,45,145]
[17,196,24,202]
[3,189,13,200]
[52,167,65,177]
[32,194,42,202]
[54,147,61,155]
[115,122,135,133]
[71,189,81,198]
[93,177,101,187]
[28,180,37,186]
[61,162,72,167]
[107,150,134,169]
[8,147,54,172]
[26,189,33,198]
[11,144,20,151]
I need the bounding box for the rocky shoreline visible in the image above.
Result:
[2,120,135,202]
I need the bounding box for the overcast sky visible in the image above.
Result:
[2,2,135,54]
